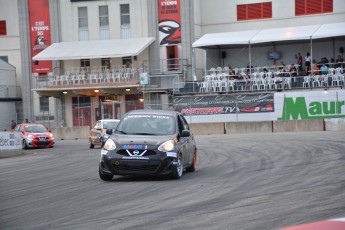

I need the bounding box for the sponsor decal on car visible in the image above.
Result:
[122,156,149,160]
[166,152,177,158]
[123,144,143,149]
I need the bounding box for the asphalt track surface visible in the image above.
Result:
[0,131,345,230]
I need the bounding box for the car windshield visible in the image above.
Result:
[103,121,119,129]
[25,125,47,133]
[116,114,175,135]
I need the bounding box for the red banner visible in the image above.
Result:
[28,0,52,73]
[158,0,181,46]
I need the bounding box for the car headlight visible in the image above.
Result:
[158,140,175,152]
[103,138,116,150]
[49,133,54,138]
[27,134,34,139]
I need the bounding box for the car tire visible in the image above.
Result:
[89,138,94,149]
[22,140,28,150]
[171,153,183,179]
[186,150,197,172]
[99,165,113,181]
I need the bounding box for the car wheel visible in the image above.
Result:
[89,138,94,149]
[171,153,183,179]
[99,165,113,181]
[186,150,197,172]
[22,140,28,150]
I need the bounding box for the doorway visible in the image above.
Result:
[166,45,178,71]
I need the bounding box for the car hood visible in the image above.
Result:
[25,132,51,136]
[111,134,176,146]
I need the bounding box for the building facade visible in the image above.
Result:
[0,0,344,129]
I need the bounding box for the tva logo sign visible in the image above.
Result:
[278,96,345,120]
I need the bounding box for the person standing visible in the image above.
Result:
[11,120,16,129]
[304,52,311,75]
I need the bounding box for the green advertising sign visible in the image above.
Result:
[278,96,345,120]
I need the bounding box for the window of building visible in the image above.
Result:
[295,0,333,16]
[99,5,109,27]
[99,5,109,40]
[120,4,130,25]
[122,56,132,67]
[78,7,89,40]
[237,2,272,21]
[120,4,131,39]
[81,59,90,67]
[0,20,6,35]
[39,96,49,112]
[101,58,111,69]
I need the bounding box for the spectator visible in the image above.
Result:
[11,120,16,129]
[320,63,329,75]
[321,57,329,66]
[246,64,253,74]
[312,63,320,75]
[304,52,311,75]
[25,118,29,123]
[336,54,344,68]
[289,64,297,77]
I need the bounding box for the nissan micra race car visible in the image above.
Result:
[99,110,197,181]
[15,123,55,149]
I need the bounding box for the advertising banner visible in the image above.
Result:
[28,0,52,73]
[276,90,345,120]
[0,132,22,150]
[173,93,274,116]
[158,0,181,46]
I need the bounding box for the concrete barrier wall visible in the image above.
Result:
[50,119,339,138]
[51,126,90,140]
[190,120,327,135]
[273,120,324,132]
[225,121,272,134]
[324,118,345,131]
[189,123,225,135]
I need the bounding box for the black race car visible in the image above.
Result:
[99,110,197,181]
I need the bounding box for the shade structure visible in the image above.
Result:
[32,37,155,61]
[192,30,260,48]
[192,22,345,48]
[311,21,345,39]
[250,24,321,44]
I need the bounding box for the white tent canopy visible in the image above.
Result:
[193,22,345,48]
[32,37,155,61]
[192,30,260,48]
[312,21,345,39]
[250,24,321,44]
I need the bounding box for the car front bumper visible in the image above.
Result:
[100,151,178,176]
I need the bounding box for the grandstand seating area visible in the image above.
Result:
[47,66,139,87]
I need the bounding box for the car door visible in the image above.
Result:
[177,115,195,166]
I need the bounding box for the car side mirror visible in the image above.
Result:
[181,130,190,137]
[106,129,113,135]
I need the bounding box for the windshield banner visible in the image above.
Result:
[173,93,274,116]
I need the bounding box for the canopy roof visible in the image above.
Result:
[192,22,345,48]
[33,37,155,61]
[192,30,260,48]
